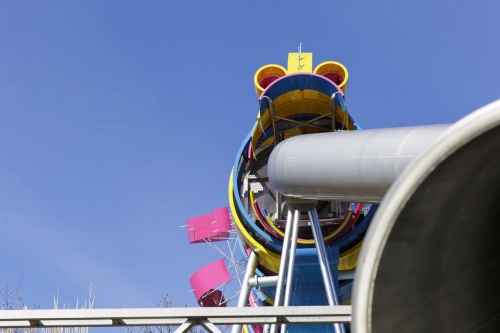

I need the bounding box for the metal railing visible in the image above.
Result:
[0,306,351,333]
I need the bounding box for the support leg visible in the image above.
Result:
[308,208,346,333]
[269,209,294,333]
[174,320,196,333]
[330,93,337,132]
[231,251,258,333]
[200,320,224,333]
[280,209,300,333]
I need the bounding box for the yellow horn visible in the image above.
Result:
[314,61,349,93]
[254,64,287,97]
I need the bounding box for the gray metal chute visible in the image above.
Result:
[352,99,500,333]
[268,124,450,203]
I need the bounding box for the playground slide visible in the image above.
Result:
[184,52,368,333]
[185,51,446,333]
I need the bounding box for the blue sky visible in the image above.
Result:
[1,0,499,314]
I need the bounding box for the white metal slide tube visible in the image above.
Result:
[268,124,451,202]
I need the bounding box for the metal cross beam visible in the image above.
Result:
[0,306,351,333]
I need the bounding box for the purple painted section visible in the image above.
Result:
[189,259,232,302]
[186,207,232,243]
[198,289,226,307]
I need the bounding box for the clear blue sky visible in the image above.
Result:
[1,0,499,313]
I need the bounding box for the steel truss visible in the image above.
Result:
[0,306,351,333]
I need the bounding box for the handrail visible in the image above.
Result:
[0,306,352,333]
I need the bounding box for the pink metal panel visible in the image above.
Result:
[186,207,232,243]
[189,259,231,303]
[334,203,362,240]
[247,141,253,161]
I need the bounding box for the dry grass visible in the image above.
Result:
[0,281,94,333]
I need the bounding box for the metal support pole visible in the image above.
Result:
[231,251,259,333]
[330,93,337,132]
[174,320,196,333]
[283,209,300,305]
[200,320,224,333]
[308,208,346,333]
[263,96,282,220]
[248,276,280,288]
[276,192,282,221]
[280,209,300,333]
[263,96,280,146]
[268,210,294,333]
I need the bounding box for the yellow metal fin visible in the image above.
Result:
[287,52,313,73]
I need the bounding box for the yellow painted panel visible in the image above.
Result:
[251,90,355,153]
[338,241,362,270]
[287,52,313,73]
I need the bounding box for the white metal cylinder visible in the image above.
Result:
[268,124,450,203]
[352,100,500,333]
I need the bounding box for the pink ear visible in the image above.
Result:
[186,207,231,243]
[189,259,231,305]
